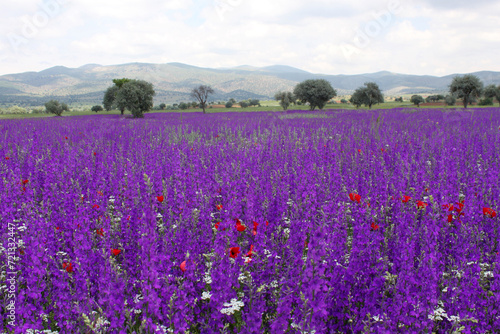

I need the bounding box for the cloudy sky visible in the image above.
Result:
[1,0,499,76]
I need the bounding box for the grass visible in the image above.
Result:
[1,102,498,120]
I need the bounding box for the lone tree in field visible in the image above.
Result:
[103,79,155,117]
[484,84,500,106]
[45,100,69,116]
[410,95,425,107]
[112,80,156,118]
[91,105,103,113]
[449,75,483,108]
[274,91,294,110]
[350,82,384,109]
[191,85,214,114]
[293,79,337,110]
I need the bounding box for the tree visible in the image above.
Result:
[159,103,166,110]
[240,101,249,108]
[410,95,425,107]
[340,99,348,104]
[190,85,214,113]
[293,79,337,110]
[225,101,233,108]
[113,80,156,118]
[483,84,500,106]
[394,97,403,102]
[249,99,261,107]
[91,105,103,113]
[45,100,69,116]
[449,74,483,108]
[350,82,384,109]
[274,91,294,110]
[445,95,456,106]
[478,97,493,106]
[179,102,188,110]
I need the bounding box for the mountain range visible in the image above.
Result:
[1,62,500,106]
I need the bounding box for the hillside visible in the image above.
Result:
[1,62,500,106]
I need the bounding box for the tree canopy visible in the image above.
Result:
[449,75,483,108]
[103,79,155,117]
[410,95,425,107]
[45,100,69,116]
[349,82,384,109]
[293,79,337,110]
[274,91,294,110]
[483,84,500,106]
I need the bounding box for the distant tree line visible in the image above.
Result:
[37,74,500,117]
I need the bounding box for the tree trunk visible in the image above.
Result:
[120,108,125,115]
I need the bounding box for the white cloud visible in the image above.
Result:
[1,0,500,76]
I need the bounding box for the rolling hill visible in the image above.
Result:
[1,62,499,106]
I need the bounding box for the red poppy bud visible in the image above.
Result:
[62,262,73,273]
[216,204,223,210]
[370,222,379,231]
[180,260,186,272]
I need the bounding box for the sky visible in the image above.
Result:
[1,0,500,76]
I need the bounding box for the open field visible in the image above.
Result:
[1,102,499,120]
[1,108,499,333]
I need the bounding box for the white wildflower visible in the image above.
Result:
[201,291,212,300]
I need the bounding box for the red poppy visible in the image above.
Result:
[157,195,164,203]
[22,179,29,185]
[93,152,97,156]
[180,260,186,272]
[92,204,99,210]
[401,195,411,203]
[358,149,361,153]
[425,188,429,192]
[111,249,121,256]
[349,193,361,203]
[22,187,26,192]
[447,214,453,223]
[126,215,131,220]
[381,148,384,152]
[62,262,73,273]
[236,220,246,232]
[455,202,465,215]
[417,201,428,209]
[216,204,223,210]
[65,137,68,140]
[245,245,254,262]
[229,247,240,258]
[5,157,9,160]
[265,221,269,226]
[252,221,258,235]
[483,207,497,218]
[216,135,219,138]
[96,228,104,237]
[370,222,379,231]
[215,222,220,229]
[97,191,103,196]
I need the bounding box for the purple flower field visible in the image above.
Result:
[1,108,500,333]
